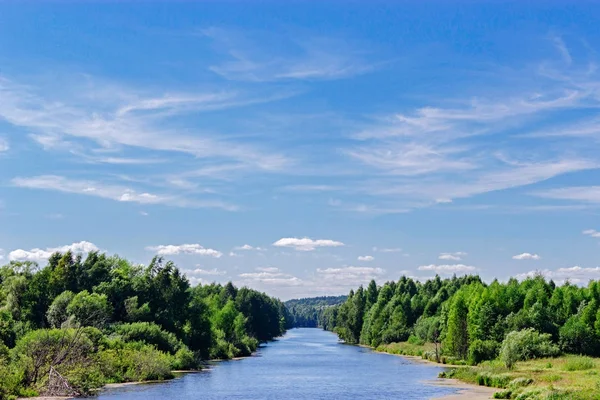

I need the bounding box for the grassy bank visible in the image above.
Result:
[377,342,600,400]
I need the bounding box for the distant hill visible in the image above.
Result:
[285,296,347,328]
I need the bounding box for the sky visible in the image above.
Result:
[1,1,600,300]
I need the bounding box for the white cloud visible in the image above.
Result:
[140,211,149,216]
[238,270,303,286]
[234,244,265,251]
[418,264,477,274]
[12,175,238,210]
[9,241,99,264]
[256,266,280,273]
[0,137,8,152]
[316,266,384,281]
[357,255,374,262]
[512,253,541,260]
[583,229,600,238]
[146,244,223,258]
[517,266,600,285]
[373,247,403,253]
[439,252,467,261]
[188,268,226,276]
[273,237,345,251]
[229,252,241,257]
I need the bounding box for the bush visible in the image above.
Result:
[563,356,595,371]
[493,390,512,399]
[98,342,174,383]
[171,347,197,370]
[476,372,512,388]
[468,339,499,365]
[559,316,598,356]
[499,329,560,369]
[407,334,425,345]
[114,322,183,354]
[12,328,95,387]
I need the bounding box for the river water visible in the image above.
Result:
[97,328,457,399]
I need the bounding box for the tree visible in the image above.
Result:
[66,291,112,328]
[47,291,75,328]
[446,292,469,359]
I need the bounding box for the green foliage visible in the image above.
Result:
[0,252,289,396]
[46,290,75,328]
[66,290,112,328]
[114,322,183,354]
[563,356,595,371]
[285,296,346,328]
[559,315,598,356]
[500,329,560,369]
[98,341,174,383]
[469,339,500,365]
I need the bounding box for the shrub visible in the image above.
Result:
[407,334,425,345]
[493,390,512,399]
[98,342,174,383]
[468,339,499,365]
[499,329,560,369]
[114,322,182,354]
[563,356,595,371]
[12,328,95,385]
[559,316,598,356]
[476,372,512,388]
[171,347,196,370]
[508,377,533,389]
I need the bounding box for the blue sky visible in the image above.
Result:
[1,2,600,299]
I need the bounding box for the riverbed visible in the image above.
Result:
[97,328,465,399]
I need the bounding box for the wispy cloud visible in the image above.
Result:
[0,75,292,173]
[357,255,374,262]
[0,137,8,152]
[187,267,227,276]
[534,186,600,204]
[203,27,377,82]
[12,175,237,210]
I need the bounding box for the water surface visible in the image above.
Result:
[98,328,457,399]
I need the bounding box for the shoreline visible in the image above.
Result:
[373,352,497,399]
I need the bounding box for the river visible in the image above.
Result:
[97,328,458,399]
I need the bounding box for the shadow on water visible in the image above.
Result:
[97,328,458,400]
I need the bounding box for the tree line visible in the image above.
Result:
[285,296,347,328]
[324,274,600,364]
[0,251,291,398]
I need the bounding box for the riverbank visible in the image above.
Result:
[371,352,496,399]
[376,342,600,399]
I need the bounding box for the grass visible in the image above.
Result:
[377,342,600,400]
[563,356,596,371]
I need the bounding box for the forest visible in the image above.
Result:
[285,296,346,328]
[0,251,291,399]
[323,275,600,399]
